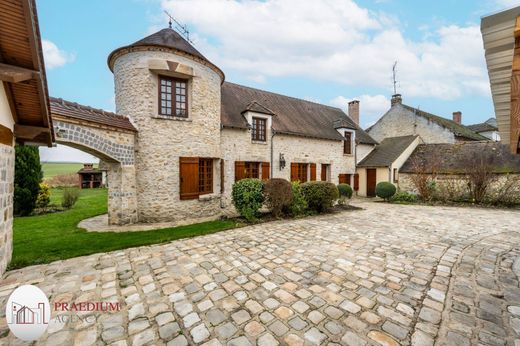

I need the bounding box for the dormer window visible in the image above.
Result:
[252,117,267,142]
[159,75,188,117]
[344,131,352,155]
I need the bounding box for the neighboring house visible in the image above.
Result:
[367,94,487,144]
[77,163,105,189]
[399,141,520,193]
[356,135,422,197]
[0,0,54,274]
[482,6,520,154]
[467,118,501,141]
[106,27,377,222]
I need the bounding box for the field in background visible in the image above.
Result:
[42,162,97,179]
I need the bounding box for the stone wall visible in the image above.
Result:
[220,126,357,206]
[113,50,223,223]
[0,144,14,274]
[368,104,455,144]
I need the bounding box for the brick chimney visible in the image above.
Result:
[348,100,360,125]
[452,111,462,124]
[391,94,402,107]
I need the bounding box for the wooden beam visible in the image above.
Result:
[511,17,520,154]
[14,124,50,140]
[0,63,39,83]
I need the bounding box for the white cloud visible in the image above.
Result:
[330,94,390,128]
[494,0,520,9]
[160,0,489,100]
[42,40,75,69]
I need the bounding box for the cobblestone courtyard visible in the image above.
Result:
[0,202,519,346]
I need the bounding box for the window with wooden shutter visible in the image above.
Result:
[354,174,359,191]
[338,174,348,184]
[290,163,298,182]
[262,162,270,180]
[310,163,316,181]
[393,168,398,183]
[220,159,225,193]
[291,163,308,182]
[245,162,259,179]
[199,158,213,195]
[180,157,199,200]
[235,161,245,182]
[343,131,352,155]
[321,164,329,181]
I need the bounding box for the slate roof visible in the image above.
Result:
[50,97,137,132]
[221,82,377,144]
[400,104,488,141]
[108,28,224,78]
[357,135,418,167]
[467,118,499,133]
[400,142,520,174]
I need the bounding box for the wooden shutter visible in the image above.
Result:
[321,164,327,181]
[310,163,316,181]
[262,162,270,180]
[235,161,245,182]
[338,174,348,184]
[354,173,359,191]
[290,163,298,182]
[180,157,199,200]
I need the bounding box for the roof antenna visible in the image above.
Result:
[164,10,194,44]
[392,61,398,95]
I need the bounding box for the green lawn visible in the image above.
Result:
[42,162,97,179]
[11,188,239,269]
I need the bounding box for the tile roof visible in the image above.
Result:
[400,104,488,141]
[50,97,137,132]
[357,135,419,167]
[400,141,520,174]
[221,82,377,144]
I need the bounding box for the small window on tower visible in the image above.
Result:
[159,76,188,117]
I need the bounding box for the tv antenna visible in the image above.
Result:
[392,61,398,95]
[164,10,194,44]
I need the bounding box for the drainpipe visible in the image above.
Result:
[270,127,276,177]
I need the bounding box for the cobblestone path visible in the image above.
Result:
[0,202,519,346]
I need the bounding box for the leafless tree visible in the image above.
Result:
[408,149,442,201]
[461,146,499,204]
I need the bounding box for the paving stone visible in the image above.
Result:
[367,330,399,346]
[159,322,180,340]
[419,307,442,324]
[288,316,308,330]
[132,328,155,346]
[228,336,253,346]
[284,334,305,346]
[382,320,409,340]
[168,334,188,346]
[268,320,289,336]
[308,310,325,324]
[325,321,343,335]
[258,333,279,346]
[244,320,265,336]
[304,327,327,345]
[231,309,251,324]
[206,309,226,326]
[215,322,237,339]
[411,330,434,346]
[340,300,361,314]
[341,331,367,346]
[191,324,210,343]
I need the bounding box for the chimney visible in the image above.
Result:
[452,111,462,124]
[84,163,93,169]
[348,100,360,125]
[391,94,402,107]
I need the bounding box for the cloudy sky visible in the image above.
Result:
[38,0,519,162]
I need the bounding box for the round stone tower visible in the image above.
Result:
[107,28,225,222]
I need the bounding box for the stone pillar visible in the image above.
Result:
[106,163,138,225]
[0,144,14,275]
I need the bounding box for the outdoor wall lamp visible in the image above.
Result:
[279,153,286,170]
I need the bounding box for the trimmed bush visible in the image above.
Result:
[376,182,396,201]
[390,191,418,203]
[286,181,307,216]
[337,184,353,198]
[264,178,293,217]
[232,178,264,222]
[36,183,51,209]
[61,188,80,209]
[301,181,339,213]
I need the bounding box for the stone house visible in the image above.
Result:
[467,118,501,142]
[398,141,520,195]
[367,94,487,144]
[356,135,422,197]
[0,0,54,274]
[106,27,377,223]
